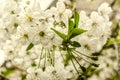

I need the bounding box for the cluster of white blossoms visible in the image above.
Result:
[0,0,112,80]
[88,48,119,80]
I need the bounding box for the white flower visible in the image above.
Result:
[90,11,104,27]
[2,14,20,34]
[0,1,113,80]
[50,1,72,27]
[79,11,93,30]
[56,1,65,13]
[78,36,100,54]
[0,0,20,14]
[0,50,6,67]
[16,26,30,44]
[98,2,112,15]
[13,58,24,66]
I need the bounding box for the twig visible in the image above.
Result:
[0,75,9,80]
[47,0,58,9]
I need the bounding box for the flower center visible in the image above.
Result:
[23,34,28,38]
[39,31,45,37]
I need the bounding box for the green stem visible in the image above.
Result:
[38,47,44,68]
[67,48,79,75]
[73,50,94,65]
[74,50,93,59]
[48,49,53,65]
[52,47,55,66]
[43,49,47,71]
[71,51,86,72]
[59,48,66,64]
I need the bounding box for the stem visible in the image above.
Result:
[59,48,65,64]
[38,47,44,68]
[110,0,116,7]
[73,50,94,64]
[67,48,79,75]
[74,50,93,59]
[0,75,9,80]
[71,51,86,72]
[48,49,53,65]
[52,47,55,66]
[43,49,47,70]
[47,0,58,10]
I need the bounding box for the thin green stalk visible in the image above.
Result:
[73,50,94,64]
[52,47,55,66]
[38,47,44,68]
[74,50,93,59]
[59,48,65,64]
[48,49,52,65]
[67,48,79,75]
[71,51,86,72]
[43,49,47,71]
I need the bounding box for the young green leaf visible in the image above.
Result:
[51,28,67,40]
[106,38,120,46]
[68,18,74,35]
[70,28,87,39]
[2,69,14,77]
[69,41,81,47]
[26,43,34,51]
[74,12,79,28]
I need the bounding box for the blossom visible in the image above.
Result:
[0,50,6,67]
[0,1,113,80]
[98,2,112,16]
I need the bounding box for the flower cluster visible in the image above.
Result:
[88,48,119,80]
[0,0,112,80]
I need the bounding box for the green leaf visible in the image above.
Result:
[70,28,87,39]
[2,69,14,77]
[68,18,74,35]
[51,28,67,40]
[69,41,81,47]
[26,43,34,51]
[107,38,120,46]
[74,12,79,28]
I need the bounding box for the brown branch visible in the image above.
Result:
[0,75,9,80]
